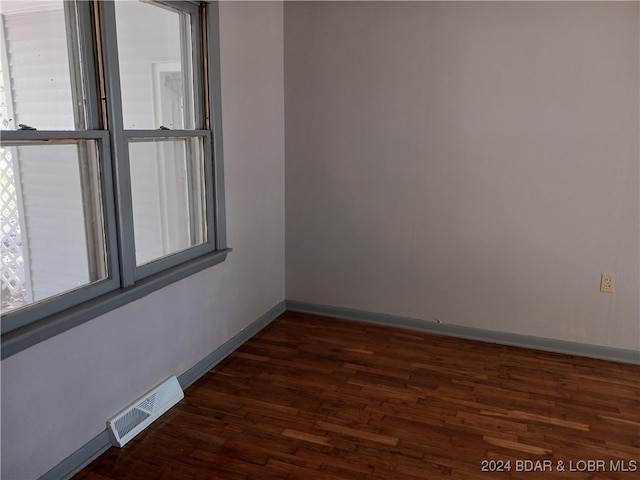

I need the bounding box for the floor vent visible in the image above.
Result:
[107,376,184,447]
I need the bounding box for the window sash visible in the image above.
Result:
[124,130,215,279]
[99,0,214,288]
[113,1,202,130]
[0,131,121,335]
[1,1,228,347]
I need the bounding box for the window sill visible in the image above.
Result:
[1,248,231,359]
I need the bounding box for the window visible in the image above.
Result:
[0,0,227,356]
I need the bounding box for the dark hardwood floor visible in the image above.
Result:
[74,311,639,479]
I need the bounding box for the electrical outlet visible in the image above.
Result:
[600,273,615,293]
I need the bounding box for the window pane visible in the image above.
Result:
[0,1,85,130]
[0,141,107,312]
[115,1,195,130]
[129,138,206,266]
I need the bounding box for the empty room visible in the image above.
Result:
[1,1,638,479]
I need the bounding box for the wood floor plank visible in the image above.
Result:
[74,312,640,479]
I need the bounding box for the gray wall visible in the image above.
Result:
[285,2,639,350]
[1,2,285,478]
[3,2,639,478]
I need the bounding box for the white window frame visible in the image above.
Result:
[1,0,228,358]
